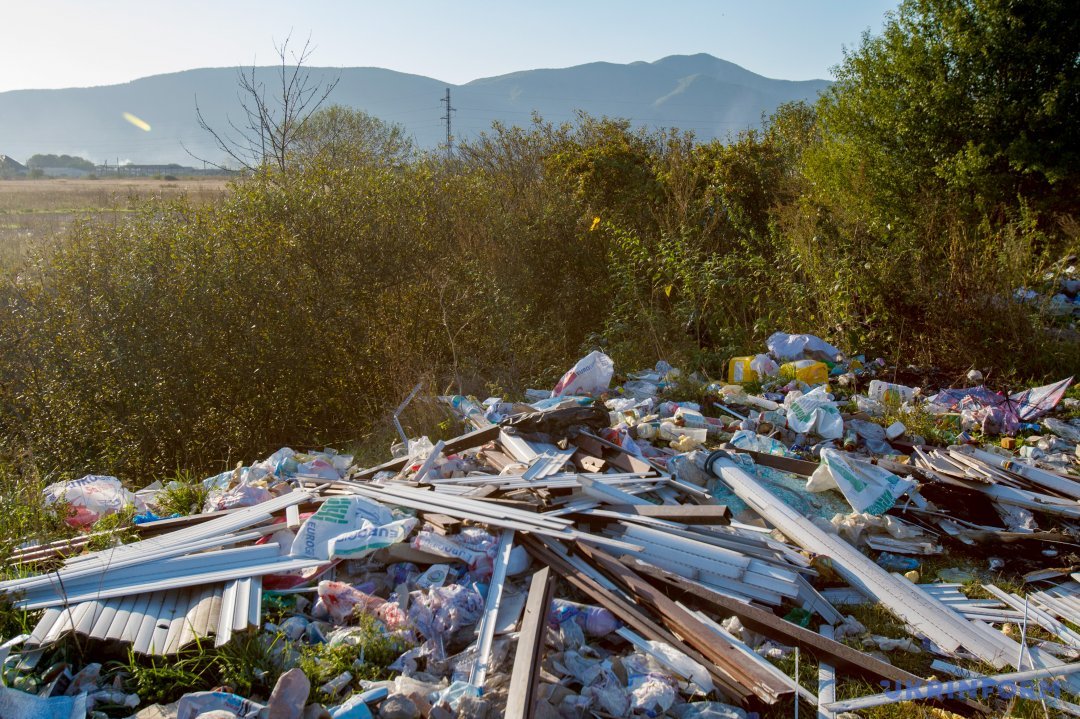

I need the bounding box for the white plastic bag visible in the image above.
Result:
[749,354,780,378]
[43,475,139,528]
[766,332,843,362]
[785,386,844,439]
[808,449,915,515]
[551,351,615,397]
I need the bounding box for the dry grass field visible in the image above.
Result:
[0,176,231,268]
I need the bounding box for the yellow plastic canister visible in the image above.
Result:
[779,359,829,385]
[727,356,758,384]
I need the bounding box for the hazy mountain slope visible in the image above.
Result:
[0,55,829,165]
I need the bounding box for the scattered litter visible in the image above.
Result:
[3,339,1080,718]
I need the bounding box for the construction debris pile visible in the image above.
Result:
[2,332,1080,719]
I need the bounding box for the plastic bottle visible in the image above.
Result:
[674,407,707,428]
[867,380,917,405]
[721,385,780,411]
[445,395,488,426]
[549,599,619,636]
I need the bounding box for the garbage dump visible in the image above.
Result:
[2,335,1080,718]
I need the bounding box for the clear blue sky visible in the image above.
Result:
[2,0,899,93]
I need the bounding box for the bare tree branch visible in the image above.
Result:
[186,32,339,177]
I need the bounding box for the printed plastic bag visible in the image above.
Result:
[329,517,417,560]
[551,351,615,397]
[785,386,844,439]
[291,496,393,560]
[807,449,915,515]
[43,475,139,528]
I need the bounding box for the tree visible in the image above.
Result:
[290,106,413,168]
[192,34,339,175]
[814,0,1080,220]
[26,154,95,171]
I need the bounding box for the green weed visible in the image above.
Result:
[153,470,210,516]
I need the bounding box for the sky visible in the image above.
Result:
[1,1,900,93]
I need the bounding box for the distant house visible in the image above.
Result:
[0,154,27,177]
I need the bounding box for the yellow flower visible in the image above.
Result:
[590,216,601,231]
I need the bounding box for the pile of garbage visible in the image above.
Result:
[2,332,1080,719]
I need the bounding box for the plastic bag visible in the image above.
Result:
[290,496,393,561]
[749,354,780,378]
[730,430,793,457]
[549,599,619,636]
[766,332,843,362]
[329,517,417,560]
[785,386,844,439]
[551,351,615,397]
[317,581,407,628]
[0,686,87,719]
[43,475,139,528]
[203,482,272,512]
[808,449,915,515]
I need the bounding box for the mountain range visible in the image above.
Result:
[0,54,830,166]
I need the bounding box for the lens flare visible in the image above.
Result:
[122,112,151,132]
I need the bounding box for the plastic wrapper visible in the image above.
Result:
[549,599,619,636]
[808,449,915,515]
[749,353,780,378]
[1043,417,1080,443]
[766,332,843,362]
[43,475,141,528]
[847,418,894,455]
[176,691,265,719]
[580,663,631,716]
[730,430,793,457]
[551,350,615,397]
[409,584,484,656]
[785,386,843,439]
[628,671,676,717]
[0,686,87,719]
[203,482,271,512]
[317,581,407,628]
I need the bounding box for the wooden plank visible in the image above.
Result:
[600,504,731,525]
[505,566,555,719]
[519,536,755,705]
[418,513,462,534]
[623,556,990,716]
[352,424,501,479]
[575,542,793,705]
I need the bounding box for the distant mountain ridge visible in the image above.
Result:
[0,54,829,165]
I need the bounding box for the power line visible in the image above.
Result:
[439,87,455,158]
